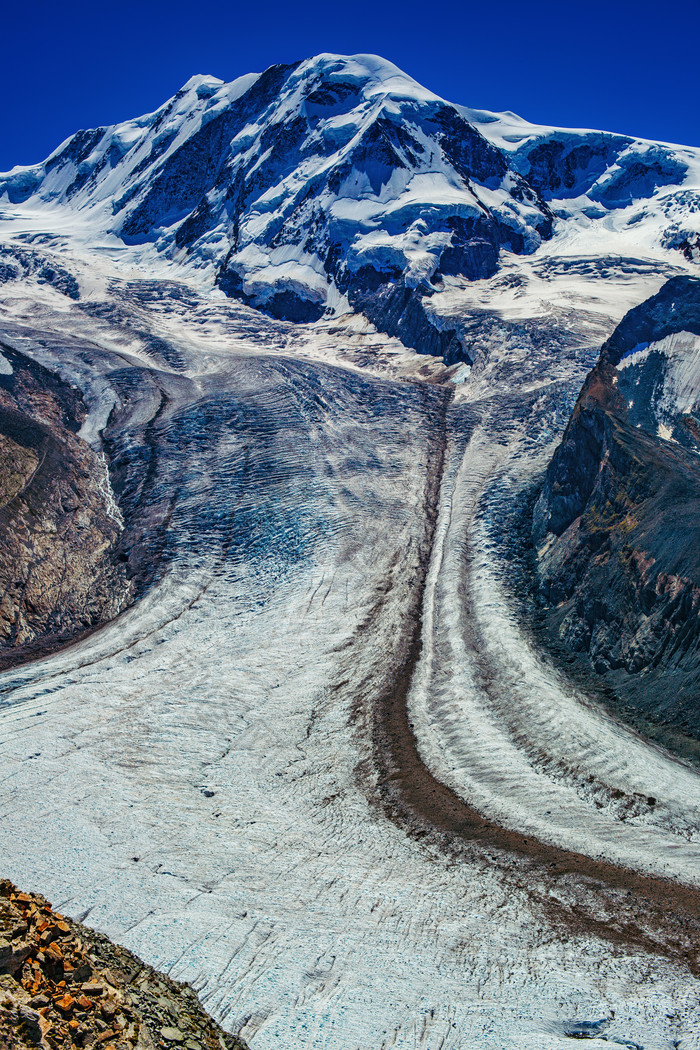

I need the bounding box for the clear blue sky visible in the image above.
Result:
[3,0,699,171]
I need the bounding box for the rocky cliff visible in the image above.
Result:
[0,341,131,669]
[533,276,700,748]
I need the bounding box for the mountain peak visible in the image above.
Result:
[0,54,553,358]
[294,52,440,99]
[178,73,225,92]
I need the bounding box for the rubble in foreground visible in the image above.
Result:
[0,880,248,1050]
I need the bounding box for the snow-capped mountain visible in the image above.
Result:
[0,56,553,359]
[3,53,698,364]
[3,54,700,1050]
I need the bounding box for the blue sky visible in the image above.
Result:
[3,0,698,170]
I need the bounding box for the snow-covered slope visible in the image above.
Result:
[466,105,700,262]
[618,328,700,441]
[601,276,700,447]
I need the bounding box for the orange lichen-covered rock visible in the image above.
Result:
[0,878,249,1050]
[54,994,75,1015]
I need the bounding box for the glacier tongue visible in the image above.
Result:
[0,257,699,1049]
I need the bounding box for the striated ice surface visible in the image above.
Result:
[0,254,698,1049]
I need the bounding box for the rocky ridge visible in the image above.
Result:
[0,880,249,1050]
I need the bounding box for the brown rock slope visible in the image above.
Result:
[0,880,249,1050]
[0,341,131,669]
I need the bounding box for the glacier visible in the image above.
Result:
[0,52,699,1050]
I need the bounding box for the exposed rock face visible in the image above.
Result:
[533,276,700,743]
[0,880,248,1050]
[0,341,130,668]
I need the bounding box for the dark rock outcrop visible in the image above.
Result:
[341,272,467,363]
[533,277,700,744]
[0,341,130,668]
